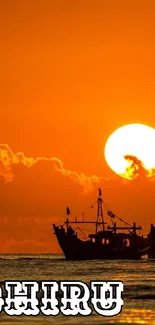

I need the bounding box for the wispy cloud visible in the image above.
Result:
[0,144,101,192]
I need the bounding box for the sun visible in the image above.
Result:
[104,123,155,180]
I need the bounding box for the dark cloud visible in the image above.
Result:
[124,155,154,179]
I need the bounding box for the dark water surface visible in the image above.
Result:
[0,254,155,324]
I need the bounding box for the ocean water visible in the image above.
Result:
[0,254,155,324]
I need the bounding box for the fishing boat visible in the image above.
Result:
[53,189,152,260]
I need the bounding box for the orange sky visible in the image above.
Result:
[0,0,155,253]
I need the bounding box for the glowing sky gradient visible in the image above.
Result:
[1,0,155,252]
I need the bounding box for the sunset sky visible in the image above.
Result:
[1,0,155,252]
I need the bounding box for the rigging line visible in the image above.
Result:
[67,200,97,224]
[75,227,89,240]
[102,200,132,227]
[102,201,110,209]
[77,200,97,218]
[102,198,131,226]
[115,215,132,227]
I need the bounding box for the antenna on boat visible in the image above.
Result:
[66,206,70,232]
[96,188,105,234]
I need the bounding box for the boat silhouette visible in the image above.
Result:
[53,189,154,260]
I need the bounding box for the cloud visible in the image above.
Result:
[0,144,100,192]
[124,155,155,180]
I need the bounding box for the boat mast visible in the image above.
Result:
[96,188,105,234]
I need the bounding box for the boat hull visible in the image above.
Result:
[53,224,142,260]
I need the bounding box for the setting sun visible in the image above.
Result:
[104,124,155,180]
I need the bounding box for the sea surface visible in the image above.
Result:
[0,254,154,324]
